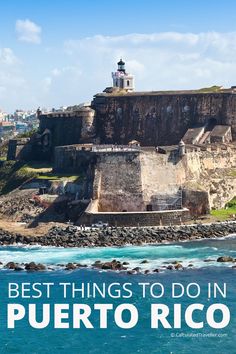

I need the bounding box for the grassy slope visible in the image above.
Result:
[0,161,38,194]
[196,85,223,93]
[0,161,81,195]
[23,162,80,181]
[211,197,236,221]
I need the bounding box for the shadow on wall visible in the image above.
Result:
[182,189,210,216]
[28,195,89,228]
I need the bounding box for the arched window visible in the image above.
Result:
[127,80,130,87]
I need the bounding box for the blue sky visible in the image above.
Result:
[1,0,236,111]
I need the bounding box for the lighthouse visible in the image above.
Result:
[112,59,134,92]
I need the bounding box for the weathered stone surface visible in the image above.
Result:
[92,92,236,146]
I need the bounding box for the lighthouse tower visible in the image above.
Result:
[112,59,134,92]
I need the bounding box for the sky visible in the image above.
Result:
[1,0,236,111]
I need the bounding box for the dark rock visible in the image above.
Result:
[153,268,159,272]
[37,263,46,270]
[5,261,16,269]
[102,263,112,270]
[167,265,174,270]
[204,259,215,262]
[174,263,183,270]
[65,262,77,270]
[25,262,46,271]
[133,267,141,272]
[217,256,235,262]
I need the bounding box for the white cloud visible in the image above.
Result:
[0,48,19,65]
[64,32,236,92]
[4,31,236,111]
[16,19,42,44]
[0,47,35,111]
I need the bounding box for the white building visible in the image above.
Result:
[112,59,134,92]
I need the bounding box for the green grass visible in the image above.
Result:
[37,174,80,182]
[21,162,81,182]
[0,160,82,195]
[0,161,38,194]
[195,85,223,93]
[211,197,236,221]
[228,169,236,177]
[17,129,37,138]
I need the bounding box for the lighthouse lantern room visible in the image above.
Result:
[112,59,134,92]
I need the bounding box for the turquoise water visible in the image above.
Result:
[1,235,236,271]
[0,236,235,353]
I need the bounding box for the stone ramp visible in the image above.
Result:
[182,126,205,144]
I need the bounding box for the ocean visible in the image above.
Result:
[0,236,235,354]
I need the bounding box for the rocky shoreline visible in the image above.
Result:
[1,255,236,274]
[0,222,235,273]
[0,221,235,248]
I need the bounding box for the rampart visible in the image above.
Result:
[79,199,190,227]
[92,91,236,145]
[54,142,236,220]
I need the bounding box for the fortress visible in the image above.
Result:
[7,60,236,226]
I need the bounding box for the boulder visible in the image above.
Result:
[132,267,141,272]
[167,265,174,270]
[153,268,159,273]
[65,262,77,270]
[174,263,183,270]
[25,262,46,271]
[5,261,16,269]
[217,256,235,262]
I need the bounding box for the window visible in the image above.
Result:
[127,80,130,87]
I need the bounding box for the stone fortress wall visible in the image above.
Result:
[92,92,236,146]
[36,91,236,151]
[54,142,236,225]
[93,144,236,212]
[7,88,236,226]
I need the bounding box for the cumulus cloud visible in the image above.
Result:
[0,48,18,66]
[0,47,30,111]
[16,19,42,44]
[4,31,236,111]
[64,32,236,92]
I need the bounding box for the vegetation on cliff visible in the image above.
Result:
[211,197,236,221]
[22,162,80,181]
[0,161,38,194]
[0,161,81,195]
[196,85,223,93]
[17,128,37,139]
